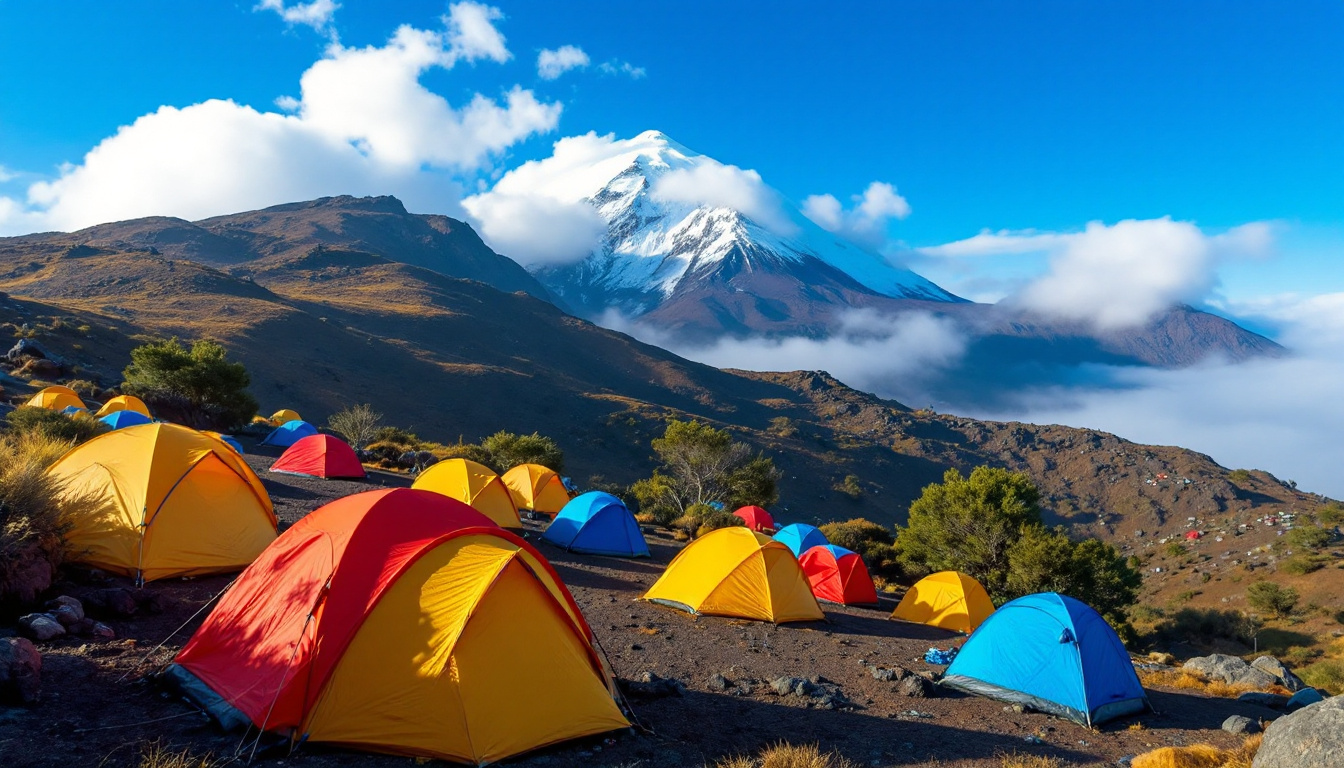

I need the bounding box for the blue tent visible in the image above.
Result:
[99,410,152,430]
[215,434,245,454]
[941,592,1150,726]
[773,524,829,557]
[260,420,318,447]
[62,405,88,416]
[543,492,650,558]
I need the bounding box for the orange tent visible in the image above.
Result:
[25,386,85,412]
[501,463,571,517]
[167,489,627,764]
[412,458,522,529]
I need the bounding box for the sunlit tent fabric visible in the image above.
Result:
[732,505,775,532]
[891,571,995,633]
[773,523,828,557]
[799,545,879,605]
[94,394,151,418]
[271,434,366,479]
[61,405,87,415]
[941,592,1150,726]
[543,492,649,557]
[502,463,571,516]
[25,387,85,412]
[46,423,276,582]
[412,458,522,529]
[99,410,152,430]
[642,527,824,623]
[166,488,629,764]
[260,420,319,447]
[269,408,301,425]
[204,431,245,454]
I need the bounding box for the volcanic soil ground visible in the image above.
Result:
[0,444,1272,767]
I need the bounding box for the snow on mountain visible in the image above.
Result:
[466,130,959,318]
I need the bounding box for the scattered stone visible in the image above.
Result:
[89,622,116,640]
[82,587,138,618]
[46,596,84,627]
[621,672,684,699]
[1285,687,1324,711]
[1237,691,1290,709]
[706,673,731,692]
[17,614,65,642]
[0,637,41,704]
[5,338,48,362]
[1253,695,1344,768]
[897,675,933,698]
[1222,715,1258,734]
[1183,654,1278,689]
[870,666,911,682]
[1251,656,1307,693]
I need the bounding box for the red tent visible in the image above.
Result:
[1184,530,1202,540]
[799,544,879,605]
[270,434,366,479]
[732,505,776,532]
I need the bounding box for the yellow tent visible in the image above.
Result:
[891,571,995,633]
[25,387,86,412]
[94,394,152,418]
[412,458,522,529]
[270,408,302,425]
[501,463,571,517]
[47,423,277,583]
[641,527,824,623]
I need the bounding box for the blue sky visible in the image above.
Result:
[1,1,1342,494]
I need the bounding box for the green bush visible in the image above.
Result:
[479,430,564,473]
[1318,503,1344,525]
[1286,525,1333,551]
[372,425,422,448]
[121,337,257,430]
[1147,607,1261,648]
[1228,468,1254,485]
[1246,580,1299,618]
[1299,659,1344,695]
[1280,555,1325,576]
[695,511,745,538]
[819,518,900,578]
[5,407,107,444]
[1165,541,1187,558]
[833,474,862,499]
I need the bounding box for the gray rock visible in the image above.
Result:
[706,673,730,692]
[46,596,84,626]
[0,637,41,704]
[1253,695,1344,768]
[621,672,684,699]
[1222,714,1259,734]
[5,339,48,361]
[89,622,115,640]
[771,676,807,696]
[871,666,911,682]
[17,614,64,642]
[1183,654,1279,689]
[897,675,932,698]
[1237,691,1290,709]
[1285,687,1324,711]
[1251,656,1307,692]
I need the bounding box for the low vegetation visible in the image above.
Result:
[1140,607,1261,650]
[136,740,219,768]
[631,419,779,529]
[121,337,257,430]
[6,405,107,444]
[1136,668,1287,699]
[818,518,900,579]
[326,403,383,449]
[1131,734,1260,768]
[479,430,565,473]
[1246,580,1298,618]
[714,743,856,768]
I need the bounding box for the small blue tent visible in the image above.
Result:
[99,410,152,430]
[941,592,1150,726]
[62,405,88,416]
[216,434,245,454]
[773,524,828,557]
[260,420,318,447]
[543,492,650,557]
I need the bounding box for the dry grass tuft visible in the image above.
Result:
[1137,668,1289,698]
[1132,734,1261,768]
[998,754,1063,768]
[136,740,219,768]
[714,743,856,768]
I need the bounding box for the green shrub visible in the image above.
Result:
[768,416,798,438]
[63,379,102,398]
[1318,503,1344,525]
[1165,541,1187,558]
[1228,469,1253,485]
[372,425,422,448]
[121,337,257,430]
[1280,555,1325,576]
[1286,525,1333,551]
[833,474,863,499]
[1246,580,1299,618]
[5,407,107,444]
[1334,609,1344,625]
[695,511,745,538]
[1147,607,1261,647]
[479,430,564,473]
[1299,660,1344,695]
[819,518,900,578]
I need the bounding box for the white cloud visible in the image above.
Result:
[651,163,798,236]
[537,45,589,79]
[462,193,606,267]
[803,181,910,250]
[256,0,339,32]
[0,6,560,234]
[598,60,646,78]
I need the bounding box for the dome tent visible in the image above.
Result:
[732,505,775,532]
[502,463,572,517]
[412,458,522,529]
[269,408,301,425]
[543,492,649,557]
[891,571,995,633]
[25,386,85,412]
[204,431,245,454]
[773,523,828,557]
[166,489,628,764]
[99,409,153,430]
[46,423,276,582]
[941,592,1150,727]
[642,527,824,624]
[271,434,366,479]
[94,394,151,418]
[799,545,879,605]
[261,420,319,447]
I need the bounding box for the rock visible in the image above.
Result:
[17,614,65,642]
[5,339,48,361]
[1253,695,1344,768]
[871,666,911,682]
[46,596,84,626]
[1183,654,1279,689]
[770,676,815,697]
[897,675,932,698]
[622,673,684,699]
[1285,688,1324,711]
[1237,691,1290,709]
[0,637,41,704]
[2,545,54,605]
[83,587,139,618]
[89,622,115,640]
[706,673,730,692]
[1251,656,1307,693]
[1222,715,1259,734]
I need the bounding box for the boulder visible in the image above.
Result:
[1221,715,1258,734]
[1183,654,1278,689]
[1253,695,1344,768]
[0,637,41,704]
[870,666,911,682]
[89,622,116,640]
[1285,688,1324,711]
[1237,691,1290,709]
[5,339,48,362]
[46,596,84,627]
[897,675,932,698]
[771,676,815,697]
[1251,656,1307,693]
[706,673,730,692]
[17,614,64,642]
[1,548,54,605]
